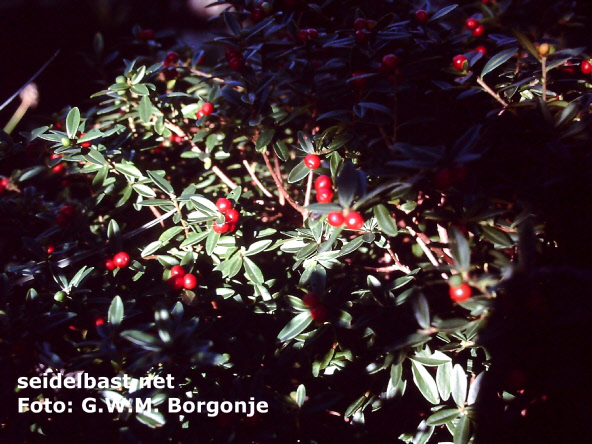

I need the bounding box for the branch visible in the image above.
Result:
[261,152,308,216]
[242,160,273,197]
[476,76,509,108]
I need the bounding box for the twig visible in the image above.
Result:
[261,152,308,216]
[171,198,190,238]
[4,84,39,134]
[541,56,547,102]
[273,152,285,206]
[476,76,508,108]
[242,160,273,197]
[149,206,166,228]
[304,171,313,208]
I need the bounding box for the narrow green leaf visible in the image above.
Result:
[148,171,174,195]
[244,239,272,256]
[277,311,313,342]
[121,330,162,351]
[141,241,163,257]
[481,47,517,77]
[373,204,398,237]
[256,128,275,152]
[344,395,366,418]
[114,163,143,179]
[288,162,311,183]
[437,361,453,401]
[426,408,461,426]
[449,227,470,272]
[108,296,124,327]
[297,131,314,153]
[66,107,80,139]
[296,384,306,408]
[243,257,264,284]
[411,361,440,404]
[481,225,514,248]
[205,230,220,256]
[453,415,471,444]
[429,4,458,21]
[451,364,467,407]
[158,226,184,243]
[139,95,153,124]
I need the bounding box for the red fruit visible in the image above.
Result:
[201,102,214,115]
[164,51,179,66]
[381,54,399,70]
[55,213,68,226]
[316,188,334,204]
[113,251,130,268]
[0,177,9,193]
[168,275,185,291]
[452,55,468,71]
[52,164,66,174]
[314,175,332,191]
[183,273,197,290]
[345,211,364,230]
[449,283,472,302]
[472,25,484,37]
[351,71,367,88]
[216,198,233,213]
[297,29,309,41]
[475,46,487,55]
[465,18,479,30]
[304,154,321,170]
[225,208,240,223]
[415,10,429,25]
[213,221,230,234]
[60,205,75,217]
[302,292,320,308]
[95,318,105,327]
[310,305,328,322]
[433,168,453,189]
[46,245,55,254]
[105,258,116,271]
[355,30,369,44]
[196,109,205,119]
[138,29,154,40]
[353,18,367,30]
[250,8,264,22]
[79,133,92,148]
[228,56,244,70]
[327,211,345,227]
[227,222,237,233]
[307,28,318,40]
[581,60,592,74]
[170,265,185,277]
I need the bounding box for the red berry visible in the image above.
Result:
[228,56,244,70]
[472,25,484,37]
[465,18,479,30]
[60,205,75,217]
[0,177,9,193]
[433,168,453,189]
[297,30,309,41]
[304,154,321,170]
[113,251,130,268]
[46,245,55,254]
[351,71,367,88]
[183,273,197,290]
[170,265,185,277]
[168,275,185,290]
[449,283,472,302]
[314,175,332,191]
[452,55,468,71]
[302,292,320,308]
[105,258,116,271]
[225,208,240,223]
[216,198,233,213]
[381,54,399,70]
[225,48,240,60]
[79,133,92,148]
[307,28,318,40]
[138,29,154,40]
[355,30,369,44]
[52,164,66,174]
[316,188,334,204]
[227,222,237,233]
[213,221,230,234]
[415,10,429,25]
[310,305,328,322]
[475,46,487,55]
[201,102,214,115]
[196,109,205,119]
[164,51,179,66]
[353,18,367,30]
[581,60,592,74]
[95,317,105,327]
[345,211,364,230]
[327,212,345,227]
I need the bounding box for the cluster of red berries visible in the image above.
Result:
[353,17,376,44]
[105,251,131,270]
[167,265,198,291]
[225,48,244,71]
[304,154,321,170]
[297,28,318,42]
[55,204,75,226]
[162,51,180,80]
[465,17,484,37]
[378,54,399,75]
[302,292,327,323]
[137,29,154,41]
[415,10,429,25]
[50,153,66,175]
[433,165,468,190]
[314,175,333,204]
[196,102,214,119]
[326,210,364,229]
[449,282,472,302]
[0,177,10,194]
[213,198,240,234]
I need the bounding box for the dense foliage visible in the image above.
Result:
[2,0,592,442]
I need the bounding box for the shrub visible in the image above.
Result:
[2,0,592,442]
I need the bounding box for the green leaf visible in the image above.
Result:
[205,230,220,256]
[339,236,364,257]
[107,219,120,241]
[336,161,357,208]
[136,410,166,428]
[243,257,264,284]
[277,311,312,342]
[449,227,470,272]
[85,148,106,166]
[344,395,366,418]
[297,131,314,153]
[429,4,458,21]
[141,241,163,257]
[133,184,157,197]
[426,408,461,426]
[148,171,174,195]
[190,196,218,214]
[274,140,289,161]
[413,293,430,329]
[513,30,540,60]
[108,295,124,327]
[121,330,162,351]
[139,95,153,124]
[179,231,209,248]
[288,162,311,183]
[244,239,272,256]
[411,361,440,404]
[305,203,343,214]
[296,384,306,408]
[223,11,241,35]
[451,364,467,407]
[481,47,518,77]
[437,361,453,401]
[158,226,184,243]
[453,415,471,444]
[256,128,275,152]
[373,204,398,237]
[114,163,143,179]
[66,107,80,139]
[481,225,513,248]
